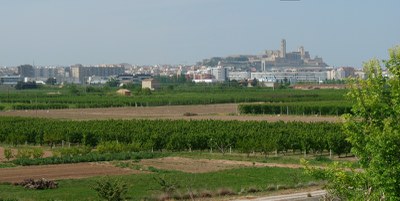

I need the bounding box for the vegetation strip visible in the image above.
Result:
[0,117,351,157]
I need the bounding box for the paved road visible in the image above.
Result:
[234,190,326,201]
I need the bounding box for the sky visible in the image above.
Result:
[0,0,399,67]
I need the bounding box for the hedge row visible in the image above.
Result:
[12,103,69,110]
[12,151,165,166]
[238,102,353,116]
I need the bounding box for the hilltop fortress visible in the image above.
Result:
[200,39,328,72]
[261,39,327,71]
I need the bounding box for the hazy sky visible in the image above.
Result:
[1,0,399,67]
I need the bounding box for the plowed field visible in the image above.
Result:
[0,104,340,122]
[0,162,139,183]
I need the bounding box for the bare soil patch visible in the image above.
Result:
[0,162,139,183]
[0,104,340,122]
[139,157,303,173]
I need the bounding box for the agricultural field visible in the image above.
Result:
[0,87,352,200]
[0,103,341,122]
[0,85,348,111]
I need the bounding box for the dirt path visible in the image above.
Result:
[0,104,340,122]
[0,162,139,183]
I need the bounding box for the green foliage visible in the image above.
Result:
[303,159,372,200]
[12,103,69,110]
[153,175,179,193]
[15,149,32,159]
[305,46,400,200]
[0,166,319,200]
[11,151,164,166]
[67,84,81,95]
[97,141,141,153]
[0,117,349,157]
[105,78,120,88]
[54,146,91,157]
[31,148,44,159]
[239,101,352,116]
[4,148,13,161]
[0,86,347,110]
[92,177,128,201]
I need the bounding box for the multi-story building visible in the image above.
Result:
[252,67,328,83]
[70,64,125,84]
[210,66,228,82]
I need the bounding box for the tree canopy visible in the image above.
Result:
[305,46,400,200]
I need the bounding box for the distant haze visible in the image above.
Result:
[0,0,399,67]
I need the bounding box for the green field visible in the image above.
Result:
[0,166,319,201]
[0,85,347,110]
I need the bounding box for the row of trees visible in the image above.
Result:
[0,89,347,110]
[239,102,352,116]
[0,117,350,157]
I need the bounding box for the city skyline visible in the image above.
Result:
[1,0,399,67]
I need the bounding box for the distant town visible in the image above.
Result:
[0,40,375,87]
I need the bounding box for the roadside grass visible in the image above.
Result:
[0,166,320,201]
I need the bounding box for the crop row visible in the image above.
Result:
[0,89,347,110]
[0,117,351,157]
[239,102,352,116]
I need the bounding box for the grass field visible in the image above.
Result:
[0,166,319,201]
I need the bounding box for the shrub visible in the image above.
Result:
[92,177,127,201]
[55,146,91,157]
[97,141,124,154]
[153,176,179,194]
[4,148,13,161]
[31,148,44,159]
[16,149,32,159]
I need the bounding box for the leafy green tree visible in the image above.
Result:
[67,84,81,95]
[305,46,400,200]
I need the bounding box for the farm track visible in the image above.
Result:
[0,104,341,122]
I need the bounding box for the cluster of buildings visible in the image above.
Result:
[0,39,369,87]
[193,39,365,84]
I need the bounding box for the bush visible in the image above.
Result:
[16,149,32,159]
[4,148,13,161]
[54,146,91,157]
[31,148,44,159]
[92,177,127,201]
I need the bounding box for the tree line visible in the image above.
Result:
[0,117,351,157]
